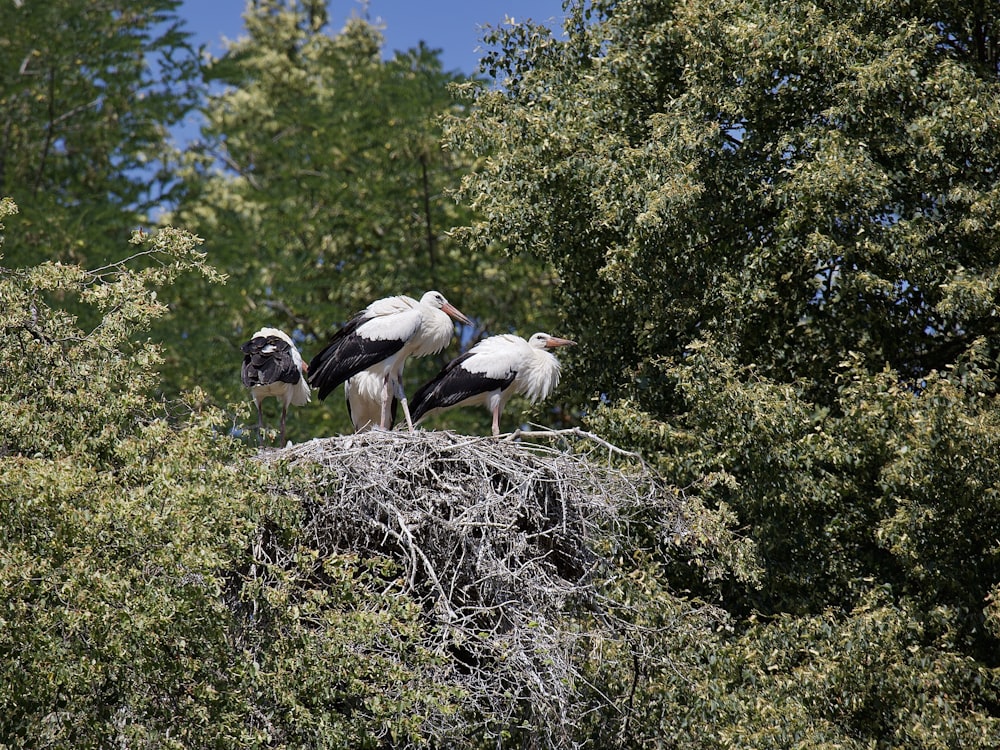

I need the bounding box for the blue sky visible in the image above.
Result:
[179,0,568,75]
[171,1,567,147]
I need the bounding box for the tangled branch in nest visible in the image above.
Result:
[256,428,717,747]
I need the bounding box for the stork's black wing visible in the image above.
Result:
[411,353,516,422]
[307,312,405,400]
[241,334,302,388]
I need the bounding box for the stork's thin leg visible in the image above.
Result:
[380,374,392,429]
[279,403,288,447]
[393,378,415,431]
[399,397,415,431]
[255,401,265,445]
[491,405,501,437]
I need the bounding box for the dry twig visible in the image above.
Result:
[252,429,715,748]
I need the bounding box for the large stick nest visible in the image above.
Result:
[258,428,709,747]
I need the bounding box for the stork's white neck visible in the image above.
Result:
[515,347,562,403]
[409,304,454,357]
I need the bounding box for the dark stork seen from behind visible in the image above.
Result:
[241,327,311,446]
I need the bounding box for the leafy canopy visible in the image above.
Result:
[0,0,201,268]
[0,199,456,748]
[449,1,1000,745]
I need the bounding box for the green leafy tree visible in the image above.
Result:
[0,199,456,748]
[450,0,1000,744]
[161,0,555,440]
[0,0,201,268]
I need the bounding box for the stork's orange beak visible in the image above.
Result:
[545,336,576,348]
[442,302,472,326]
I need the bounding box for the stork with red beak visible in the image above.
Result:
[241,327,311,446]
[308,291,471,430]
[410,332,576,436]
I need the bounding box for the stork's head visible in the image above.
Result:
[422,290,472,325]
[528,332,577,349]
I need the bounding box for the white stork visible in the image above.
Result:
[308,291,471,430]
[241,327,311,446]
[410,332,576,436]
